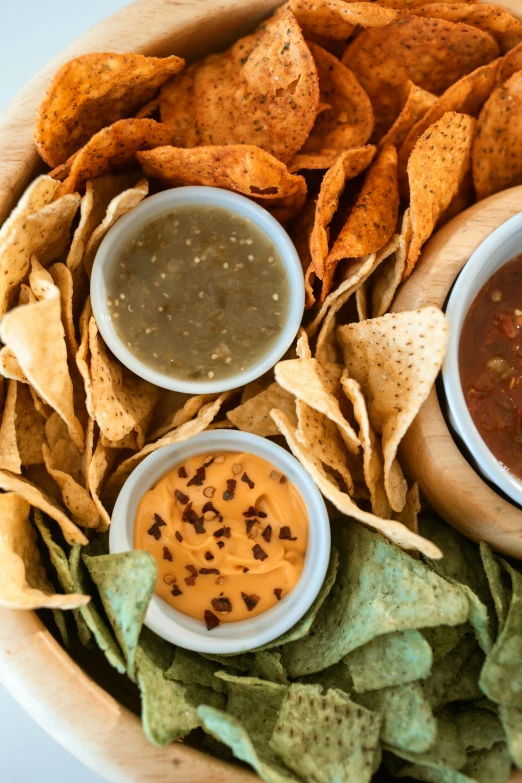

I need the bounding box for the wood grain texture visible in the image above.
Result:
[393,186,522,557]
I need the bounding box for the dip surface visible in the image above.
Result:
[459,253,522,481]
[134,451,308,626]
[106,205,289,381]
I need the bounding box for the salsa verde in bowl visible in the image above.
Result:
[91,187,304,393]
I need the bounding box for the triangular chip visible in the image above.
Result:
[345,629,432,693]
[87,435,116,532]
[413,3,522,53]
[48,262,78,357]
[148,393,215,441]
[289,0,397,39]
[498,39,522,83]
[371,208,412,318]
[0,381,46,474]
[379,81,437,151]
[287,150,342,174]
[0,175,59,247]
[227,383,296,437]
[42,444,99,529]
[338,307,448,512]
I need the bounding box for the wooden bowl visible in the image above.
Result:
[0,1,521,781]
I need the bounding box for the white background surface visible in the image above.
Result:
[0,3,130,780]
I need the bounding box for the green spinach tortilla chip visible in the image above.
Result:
[449,706,505,752]
[480,542,510,635]
[251,652,289,685]
[345,629,433,693]
[298,661,355,695]
[215,672,287,750]
[460,742,511,783]
[499,704,522,768]
[201,651,255,672]
[421,625,467,663]
[83,549,157,680]
[385,718,466,771]
[165,648,227,693]
[269,684,382,783]
[282,524,468,677]
[423,634,477,708]
[439,648,484,707]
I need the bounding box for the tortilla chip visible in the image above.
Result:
[287,150,342,173]
[0,347,27,383]
[480,542,509,634]
[342,15,499,137]
[302,43,374,153]
[0,381,22,473]
[137,145,306,220]
[159,8,319,164]
[289,0,396,39]
[166,649,227,693]
[357,284,370,320]
[346,629,432,693]
[368,0,474,6]
[0,193,80,315]
[227,383,296,437]
[371,209,412,317]
[0,262,84,450]
[413,3,522,53]
[379,81,437,151]
[272,408,441,557]
[405,112,475,279]
[42,444,99,529]
[83,178,149,275]
[47,263,78,357]
[148,393,215,441]
[75,298,94,418]
[87,437,116,532]
[338,307,448,512]
[394,483,421,535]
[0,493,88,610]
[56,118,175,196]
[385,717,466,771]
[309,145,376,283]
[324,145,399,299]
[0,381,46,472]
[35,53,185,167]
[88,317,159,443]
[472,70,522,200]
[498,39,522,83]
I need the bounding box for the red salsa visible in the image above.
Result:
[459,253,522,481]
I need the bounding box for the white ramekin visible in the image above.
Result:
[443,211,522,508]
[109,430,331,654]
[90,187,304,394]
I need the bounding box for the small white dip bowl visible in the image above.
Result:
[91,186,304,394]
[443,211,522,508]
[109,430,331,654]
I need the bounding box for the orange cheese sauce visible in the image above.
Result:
[134,451,308,626]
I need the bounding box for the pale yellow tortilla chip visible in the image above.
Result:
[148,393,216,441]
[0,381,21,473]
[405,112,475,279]
[87,436,117,532]
[371,209,412,317]
[271,408,441,558]
[0,347,28,383]
[394,482,421,533]
[15,383,46,468]
[0,262,84,450]
[355,282,368,322]
[0,175,59,247]
[0,193,80,315]
[289,0,397,40]
[274,357,360,453]
[42,443,99,529]
[338,307,448,512]
[0,470,87,545]
[296,329,312,359]
[89,317,159,442]
[412,3,522,54]
[0,493,89,610]
[76,298,94,419]
[83,179,149,276]
[379,81,437,151]
[48,263,78,357]
[227,383,296,437]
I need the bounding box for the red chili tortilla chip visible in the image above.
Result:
[472,70,522,200]
[288,150,342,173]
[405,112,475,279]
[323,145,399,300]
[379,81,437,151]
[288,196,319,308]
[412,3,522,54]
[362,0,474,6]
[338,307,448,512]
[159,9,319,164]
[288,0,397,40]
[498,40,522,83]
[371,209,412,318]
[55,118,175,196]
[342,15,499,138]
[302,44,374,153]
[35,53,185,167]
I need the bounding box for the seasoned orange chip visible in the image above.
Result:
[159,9,319,163]
[398,60,500,184]
[338,307,448,512]
[472,71,522,200]
[56,119,175,196]
[309,146,376,284]
[342,15,499,137]
[379,81,437,151]
[405,112,475,279]
[288,197,319,308]
[498,39,522,83]
[324,145,399,300]
[371,209,412,318]
[302,44,374,153]
[288,0,397,40]
[35,53,185,167]
[137,145,307,221]
[288,150,342,174]
[412,3,522,54]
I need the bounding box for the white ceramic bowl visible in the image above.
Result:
[109,429,331,654]
[91,186,304,394]
[443,211,522,508]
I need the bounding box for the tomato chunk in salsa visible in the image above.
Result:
[459,253,522,481]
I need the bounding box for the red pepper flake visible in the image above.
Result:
[279,526,297,540]
[204,610,220,630]
[200,567,220,575]
[243,567,249,573]
[187,466,206,486]
[243,505,267,518]
[182,503,206,534]
[178,466,188,478]
[205,551,214,561]
[147,521,162,540]
[154,513,166,527]
[174,489,189,505]
[280,475,287,484]
[171,585,183,597]
[241,472,255,489]
[262,525,272,543]
[163,546,173,561]
[241,592,260,611]
[175,531,183,543]
[223,478,236,500]
[252,544,268,561]
[217,541,225,549]
[274,588,282,601]
[213,526,231,538]
[245,518,258,534]
[185,564,198,586]
[211,597,232,614]
[202,501,219,517]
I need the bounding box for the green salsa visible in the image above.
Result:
[106,205,289,381]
